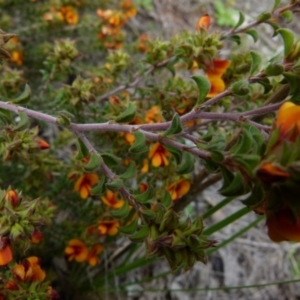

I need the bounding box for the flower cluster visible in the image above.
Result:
[65,239,104,267]
[167,178,191,202]
[0,256,59,299]
[205,58,230,97]
[4,36,23,66]
[254,102,300,242]
[43,6,79,25]
[73,173,99,199]
[101,190,125,209]
[97,0,137,49]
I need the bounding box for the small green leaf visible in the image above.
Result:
[234,11,245,29]
[256,78,273,94]
[164,113,183,136]
[13,112,29,131]
[115,102,136,123]
[241,184,264,206]
[177,152,194,174]
[272,0,281,11]
[91,177,105,195]
[283,72,300,96]
[210,150,224,163]
[256,12,271,22]
[118,217,139,234]
[106,178,123,191]
[128,225,149,242]
[101,152,121,167]
[249,51,262,75]
[265,63,284,76]
[134,185,154,204]
[229,35,241,45]
[0,108,11,124]
[164,145,182,165]
[129,132,148,154]
[204,159,219,172]
[231,80,250,96]
[111,200,129,219]
[265,127,280,154]
[56,110,74,126]
[191,75,210,105]
[202,126,214,142]
[245,29,258,42]
[219,171,250,197]
[278,28,294,56]
[11,84,31,105]
[267,21,280,36]
[141,209,156,220]
[56,116,70,126]
[230,128,254,155]
[161,190,173,208]
[84,152,101,171]
[281,10,293,23]
[119,161,136,179]
[219,166,235,191]
[74,138,89,160]
[231,154,261,175]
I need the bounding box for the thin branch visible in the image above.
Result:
[0,101,57,124]
[222,2,300,39]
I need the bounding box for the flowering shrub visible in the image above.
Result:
[1,0,300,298]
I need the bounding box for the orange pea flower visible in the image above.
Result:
[256,162,290,183]
[0,239,13,267]
[167,178,191,201]
[122,0,137,19]
[35,138,50,150]
[4,189,19,207]
[98,219,120,236]
[148,143,170,167]
[141,159,149,173]
[10,50,23,66]
[145,105,163,124]
[74,173,99,199]
[138,34,149,52]
[139,182,148,192]
[12,256,46,282]
[65,239,89,262]
[31,231,43,244]
[5,281,18,290]
[267,207,300,242]
[87,244,104,266]
[101,190,124,209]
[196,14,211,30]
[206,59,230,98]
[61,6,79,25]
[276,101,300,141]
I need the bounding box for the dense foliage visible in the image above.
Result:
[1,0,300,299]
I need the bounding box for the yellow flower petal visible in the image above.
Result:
[113,199,125,209]
[276,101,300,136]
[152,153,162,167]
[177,180,191,196]
[207,75,225,97]
[148,142,160,159]
[74,175,84,192]
[80,185,90,199]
